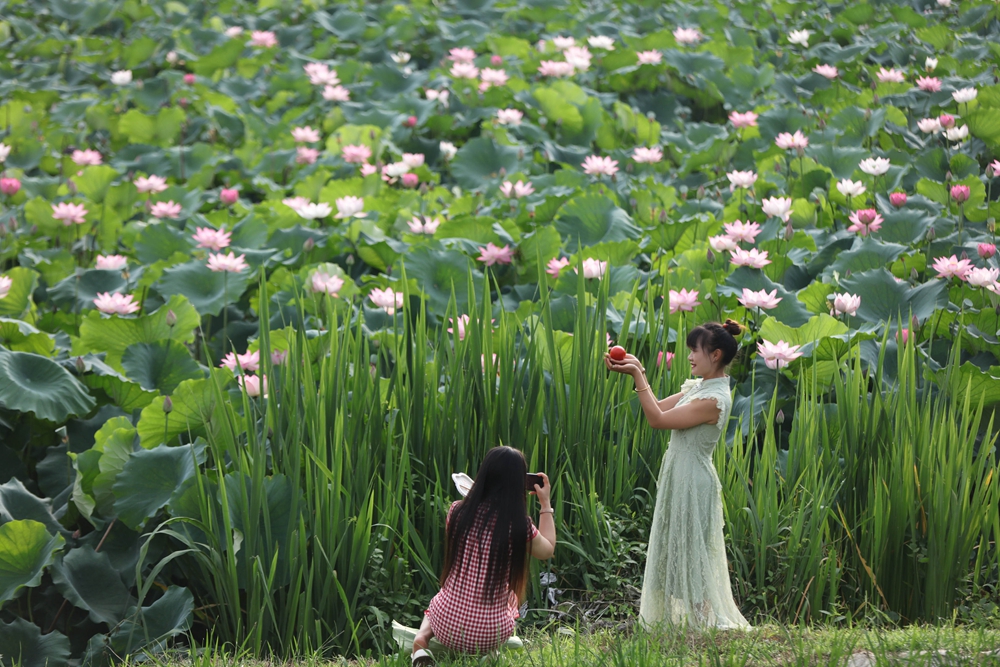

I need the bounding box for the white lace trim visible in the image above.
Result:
[679,378,701,395]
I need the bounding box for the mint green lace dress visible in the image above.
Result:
[638,376,751,631]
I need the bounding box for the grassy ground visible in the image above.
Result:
[152,623,1000,667]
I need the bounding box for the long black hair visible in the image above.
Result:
[441,446,531,605]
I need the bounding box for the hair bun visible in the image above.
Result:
[723,319,744,337]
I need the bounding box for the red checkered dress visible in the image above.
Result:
[426,500,539,653]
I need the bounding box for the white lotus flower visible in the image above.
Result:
[944,125,969,142]
[952,87,977,104]
[859,157,890,176]
[110,70,133,86]
[788,30,811,46]
[836,179,866,197]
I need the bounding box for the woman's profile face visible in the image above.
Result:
[688,344,721,376]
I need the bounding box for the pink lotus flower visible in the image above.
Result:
[988,160,1000,177]
[0,178,20,196]
[546,257,570,278]
[563,46,593,72]
[237,374,266,397]
[709,235,739,253]
[479,68,508,89]
[407,216,440,234]
[932,255,972,280]
[775,131,808,150]
[292,126,320,143]
[207,251,248,273]
[917,118,942,133]
[248,31,277,48]
[537,60,575,77]
[636,50,663,65]
[729,111,758,128]
[500,180,534,198]
[52,202,88,225]
[977,243,996,259]
[303,62,339,86]
[402,153,425,168]
[296,147,319,165]
[449,47,476,63]
[730,247,771,269]
[668,288,701,313]
[477,242,514,266]
[495,108,523,126]
[876,67,905,83]
[310,270,345,296]
[582,155,618,177]
[632,146,663,163]
[341,144,371,163]
[369,287,405,314]
[323,85,350,101]
[889,192,908,207]
[657,351,674,369]
[281,196,309,214]
[94,292,140,315]
[96,255,128,270]
[576,258,607,279]
[134,175,168,193]
[813,64,839,79]
[491,54,504,65]
[401,173,419,188]
[183,73,195,85]
[192,226,231,251]
[723,220,762,243]
[916,76,942,92]
[334,196,365,219]
[220,188,239,206]
[938,114,955,129]
[950,185,970,203]
[71,149,102,166]
[150,201,182,219]
[757,340,803,369]
[0,276,11,300]
[761,197,793,222]
[726,170,757,191]
[360,162,378,176]
[847,209,883,236]
[224,26,244,38]
[673,27,702,44]
[450,62,479,79]
[829,292,861,317]
[966,267,1000,288]
[220,350,260,373]
[898,328,909,345]
[271,349,287,365]
[738,288,782,310]
[448,314,471,341]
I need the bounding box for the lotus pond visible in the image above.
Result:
[1,0,1000,664]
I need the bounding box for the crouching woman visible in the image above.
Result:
[411,446,556,665]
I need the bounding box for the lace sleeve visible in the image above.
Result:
[702,387,732,431]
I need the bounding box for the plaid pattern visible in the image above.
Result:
[426,501,539,653]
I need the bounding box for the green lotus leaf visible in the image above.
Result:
[0,520,64,604]
[758,314,850,353]
[839,268,948,324]
[0,317,55,356]
[0,348,95,423]
[0,617,70,667]
[450,137,523,191]
[90,419,137,517]
[555,194,642,252]
[400,247,483,316]
[79,294,201,368]
[804,144,870,180]
[80,355,158,412]
[0,478,70,538]
[828,238,907,276]
[121,341,204,394]
[112,441,205,530]
[0,267,39,319]
[156,260,253,316]
[192,38,245,76]
[51,546,134,626]
[934,363,1000,409]
[136,377,219,449]
[47,268,129,312]
[104,586,194,656]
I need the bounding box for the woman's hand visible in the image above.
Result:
[532,472,552,508]
[605,352,645,379]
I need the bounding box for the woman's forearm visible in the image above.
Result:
[633,372,669,428]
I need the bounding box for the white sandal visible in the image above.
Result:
[412,648,435,666]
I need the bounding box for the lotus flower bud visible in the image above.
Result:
[960,250,968,261]
[697,184,706,199]
[491,54,503,65]
[939,114,955,129]
[346,254,355,266]
[910,268,919,281]
[784,221,794,241]
[303,237,315,252]
[183,73,195,85]
[845,269,852,278]
[988,220,996,233]
[518,148,524,160]
[707,247,715,264]
[660,209,667,222]
[776,409,784,424]
[978,243,996,259]
[0,223,5,237]
[405,115,417,127]
[889,192,907,207]
[911,315,919,332]
[75,356,86,374]
[926,227,935,241]
[163,396,173,413]
[165,310,177,327]
[528,210,535,219]
[66,179,77,195]
[629,198,637,209]
[950,185,970,203]
[179,97,189,108]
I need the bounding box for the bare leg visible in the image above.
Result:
[412,615,434,655]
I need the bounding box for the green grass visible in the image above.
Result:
[147,622,1000,667]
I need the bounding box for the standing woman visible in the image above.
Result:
[605,320,751,631]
